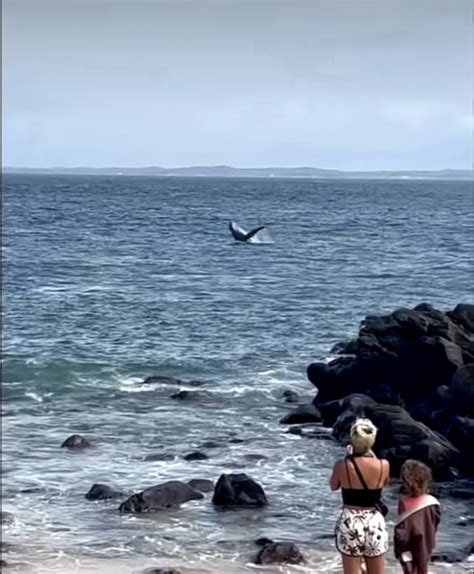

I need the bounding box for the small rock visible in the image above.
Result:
[85,484,124,501]
[61,434,91,449]
[256,541,306,565]
[183,451,208,461]
[431,540,474,563]
[187,479,214,493]
[228,437,245,444]
[142,569,181,574]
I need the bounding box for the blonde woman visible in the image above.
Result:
[330,418,390,574]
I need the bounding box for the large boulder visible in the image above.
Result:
[450,364,474,416]
[119,481,203,513]
[212,473,267,507]
[279,403,321,424]
[309,304,472,408]
[431,539,474,563]
[255,541,305,565]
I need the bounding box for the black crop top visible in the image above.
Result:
[341,457,383,508]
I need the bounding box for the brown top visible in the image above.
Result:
[394,495,441,572]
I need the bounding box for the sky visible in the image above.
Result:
[2,0,473,170]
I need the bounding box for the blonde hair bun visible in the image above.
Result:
[350,418,377,453]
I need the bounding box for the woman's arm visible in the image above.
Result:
[330,460,342,491]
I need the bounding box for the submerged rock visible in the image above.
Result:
[119,481,203,513]
[255,541,306,565]
[183,451,208,461]
[142,569,181,574]
[85,483,123,501]
[61,434,91,449]
[212,473,268,507]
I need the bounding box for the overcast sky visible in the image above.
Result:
[2,0,472,170]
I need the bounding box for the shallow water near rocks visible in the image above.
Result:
[2,175,474,571]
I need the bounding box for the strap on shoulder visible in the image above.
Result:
[348,455,370,490]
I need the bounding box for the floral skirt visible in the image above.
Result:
[335,507,388,558]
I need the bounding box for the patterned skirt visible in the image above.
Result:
[335,506,388,558]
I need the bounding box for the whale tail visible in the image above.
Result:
[244,225,265,241]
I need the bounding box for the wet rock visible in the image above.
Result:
[119,481,203,513]
[450,364,474,416]
[187,479,214,493]
[256,541,306,565]
[85,483,124,501]
[183,451,208,461]
[279,403,321,425]
[61,434,91,449]
[431,539,474,563]
[144,453,175,462]
[0,559,7,571]
[212,473,268,507]
[228,437,245,444]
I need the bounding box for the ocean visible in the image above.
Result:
[2,174,473,573]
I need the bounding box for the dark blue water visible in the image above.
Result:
[2,175,473,573]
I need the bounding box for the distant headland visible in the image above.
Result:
[4,165,473,180]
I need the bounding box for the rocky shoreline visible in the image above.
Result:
[2,304,473,573]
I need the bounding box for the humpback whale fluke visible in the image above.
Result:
[229,220,265,242]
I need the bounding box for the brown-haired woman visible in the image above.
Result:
[394,460,441,574]
[330,418,390,574]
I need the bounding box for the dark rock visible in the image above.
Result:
[212,473,268,507]
[431,540,474,563]
[119,480,203,513]
[187,479,214,493]
[61,434,91,449]
[228,437,245,444]
[85,484,123,501]
[0,559,7,570]
[170,390,200,400]
[450,364,474,416]
[280,403,321,424]
[144,453,175,462]
[183,451,208,461]
[281,390,300,403]
[256,542,306,565]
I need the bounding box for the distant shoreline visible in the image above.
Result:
[3,166,473,181]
